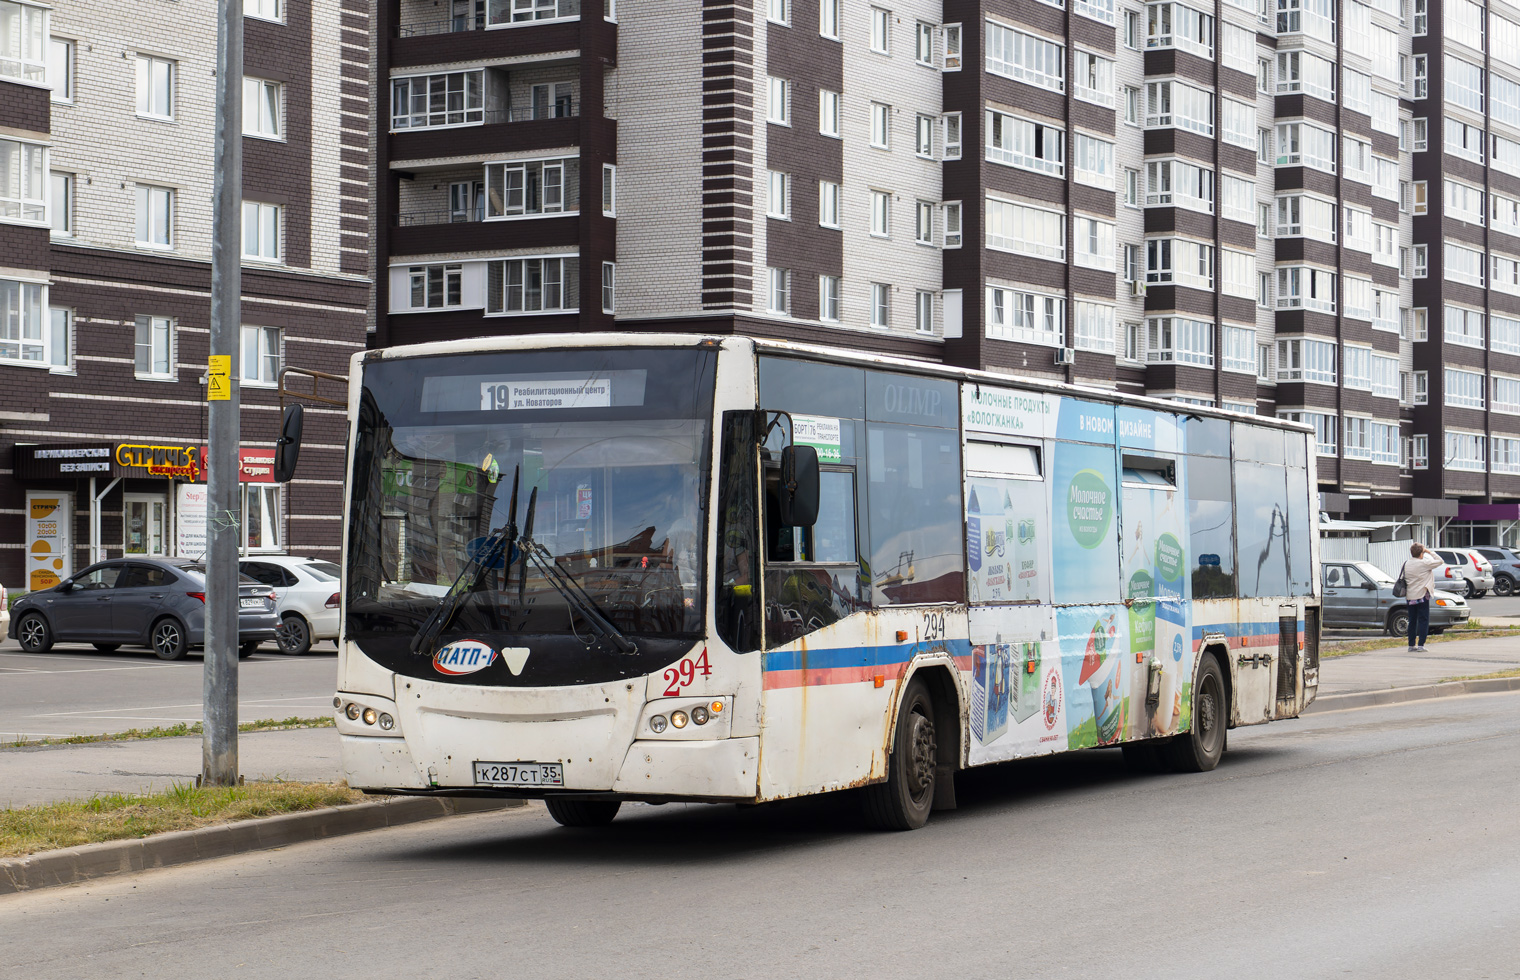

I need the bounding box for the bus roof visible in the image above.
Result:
[358,331,1312,436]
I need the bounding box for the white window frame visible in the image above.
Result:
[240,324,282,386]
[134,315,175,380]
[242,77,283,139]
[135,54,175,120]
[135,184,174,250]
[241,201,281,263]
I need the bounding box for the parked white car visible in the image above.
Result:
[1,583,9,636]
[237,555,341,654]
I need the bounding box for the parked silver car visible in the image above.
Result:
[1472,547,1520,596]
[1321,561,1470,636]
[1432,549,1496,598]
[238,555,341,654]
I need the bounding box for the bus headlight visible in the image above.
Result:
[378,713,395,731]
[691,705,710,725]
[346,703,361,720]
[362,708,378,726]
[670,711,689,729]
[649,715,668,733]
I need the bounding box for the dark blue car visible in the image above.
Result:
[7,557,279,660]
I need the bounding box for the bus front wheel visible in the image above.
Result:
[1161,655,1227,773]
[544,797,621,828]
[862,678,937,831]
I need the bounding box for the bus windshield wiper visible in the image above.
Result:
[410,467,520,657]
[515,486,637,655]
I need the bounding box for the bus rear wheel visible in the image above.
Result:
[543,798,621,828]
[862,678,937,831]
[1161,655,1227,773]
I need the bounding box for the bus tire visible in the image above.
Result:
[543,797,621,828]
[1161,654,1227,773]
[862,678,937,831]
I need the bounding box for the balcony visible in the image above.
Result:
[390,107,580,164]
[389,212,580,257]
[391,0,588,71]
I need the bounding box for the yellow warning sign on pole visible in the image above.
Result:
[207,355,232,401]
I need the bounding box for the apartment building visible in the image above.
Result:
[0,0,370,592]
[371,0,1520,544]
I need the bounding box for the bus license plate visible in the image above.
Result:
[239,598,264,608]
[474,762,564,787]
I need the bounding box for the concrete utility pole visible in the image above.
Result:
[204,0,243,788]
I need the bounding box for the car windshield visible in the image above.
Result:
[1356,563,1396,585]
[346,347,717,642]
[303,561,342,582]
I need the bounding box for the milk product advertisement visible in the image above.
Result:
[966,478,1045,603]
[1057,605,1130,750]
[1051,439,1120,605]
[967,606,1065,764]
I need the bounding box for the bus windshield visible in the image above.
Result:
[347,347,716,650]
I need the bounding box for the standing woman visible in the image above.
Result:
[1401,543,1446,652]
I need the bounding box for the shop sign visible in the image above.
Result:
[14,444,115,480]
[176,484,208,558]
[25,492,73,591]
[197,447,277,483]
[116,444,202,480]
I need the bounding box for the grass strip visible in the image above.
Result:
[1321,628,1520,659]
[5,716,334,750]
[0,781,364,859]
[1437,666,1520,683]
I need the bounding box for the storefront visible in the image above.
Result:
[13,442,286,583]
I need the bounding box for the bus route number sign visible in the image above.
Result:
[662,649,713,696]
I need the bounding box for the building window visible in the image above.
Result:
[820,0,839,38]
[819,89,841,137]
[986,111,1063,176]
[241,201,281,262]
[484,159,577,217]
[1073,133,1114,189]
[870,283,891,327]
[46,36,72,102]
[240,325,281,386]
[870,7,891,53]
[870,102,890,148]
[1276,337,1336,383]
[1074,216,1116,271]
[987,198,1065,261]
[1257,342,1271,380]
[870,190,890,237]
[1413,370,1428,404]
[1446,432,1487,472]
[915,201,933,245]
[986,21,1065,93]
[1275,265,1336,313]
[48,306,71,370]
[943,23,961,69]
[987,286,1064,345]
[767,0,789,25]
[485,256,579,314]
[767,170,790,219]
[1223,324,1256,374]
[768,268,790,315]
[135,185,174,249]
[1146,237,1214,289]
[134,315,174,378]
[408,264,463,309]
[915,113,934,157]
[243,77,282,138]
[601,164,616,216]
[915,291,934,333]
[245,0,283,21]
[915,21,934,65]
[943,201,961,247]
[487,0,579,25]
[0,278,46,364]
[1412,117,1428,152]
[1124,85,1140,125]
[767,76,790,124]
[1413,245,1427,278]
[1074,301,1115,352]
[0,1,48,83]
[1145,79,1214,136]
[1148,158,1216,211]
[135,55,175,120]
[1445,368,1486,409]
[819,180,841,228]
[50,171,71,235]
[1123,243,1140,282]
[1147,1,1215,57]
[1074,50,1115,106]
[1125,168,1140,207]
[0,137,47,225]
[1124,321,1143,361]
[391,71,483,129]
[1258,271,1270,307]
[942,112,962,158]
[1257,56,1270,93]
[819,275,841,321]
[1145,316,1215,366]
[1124,9,1141,48]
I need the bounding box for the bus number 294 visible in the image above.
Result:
[662,650,713,696]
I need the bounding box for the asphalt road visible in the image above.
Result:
[0,638,336,740]
[2,691,1515,980]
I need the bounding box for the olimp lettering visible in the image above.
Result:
[883,384,942,418]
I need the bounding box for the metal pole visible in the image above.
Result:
[204,0,243,788]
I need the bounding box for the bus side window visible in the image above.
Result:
[715,412,761,653]
[765,466,858,564]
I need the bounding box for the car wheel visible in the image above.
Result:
[276,615,312,655]
[1387,609,1410,638]
[1464,579,1477,599]
[1495,575,1515,597]
[93,643,120,653]
[17,613,53,653]
[1160,654,1228,773]
[238,641,261,659]
[1475,590,1487,599]
[862,677,938,830]
[151,618,188,661]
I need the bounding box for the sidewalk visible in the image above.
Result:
[3,634,1517,810]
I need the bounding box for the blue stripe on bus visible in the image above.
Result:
[761,640,974,675]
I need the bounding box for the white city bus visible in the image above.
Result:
[335,334,1320,830]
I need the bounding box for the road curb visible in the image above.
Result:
[1307,676,1520,713]
[0,796,524,896]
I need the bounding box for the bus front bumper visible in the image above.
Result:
[340,733,760,801]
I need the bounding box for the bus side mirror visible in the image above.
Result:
[780,445,820,527]
[274,404,304,483]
